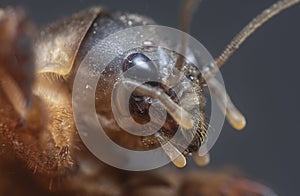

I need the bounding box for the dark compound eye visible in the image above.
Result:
[122,53,158,81]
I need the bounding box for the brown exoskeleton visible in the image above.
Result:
[0,0,299,195]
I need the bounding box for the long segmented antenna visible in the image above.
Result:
[204,0,299,130]
[179,0,201,33]
[176,0,202,71]
[215,0,300,68]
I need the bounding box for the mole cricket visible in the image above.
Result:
[0,0,299,195]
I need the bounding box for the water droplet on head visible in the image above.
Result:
[85,84,92,89]
[143,40,154,46]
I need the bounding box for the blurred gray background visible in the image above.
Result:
[1,0,299,195]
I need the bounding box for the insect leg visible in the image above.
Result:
[0,7,35,118]
[0,8,75,176]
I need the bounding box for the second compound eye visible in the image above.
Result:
[122,53,158,81]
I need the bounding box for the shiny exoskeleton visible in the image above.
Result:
[0,7,210,194]
[1,0,299,194]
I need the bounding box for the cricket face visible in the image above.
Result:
[94,46,209,168]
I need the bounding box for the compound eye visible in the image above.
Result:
[122,53,158,80]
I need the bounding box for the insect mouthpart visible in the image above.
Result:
[107,48,210,168]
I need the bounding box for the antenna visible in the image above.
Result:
[176,0,201,70]
[215,0,300,68]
